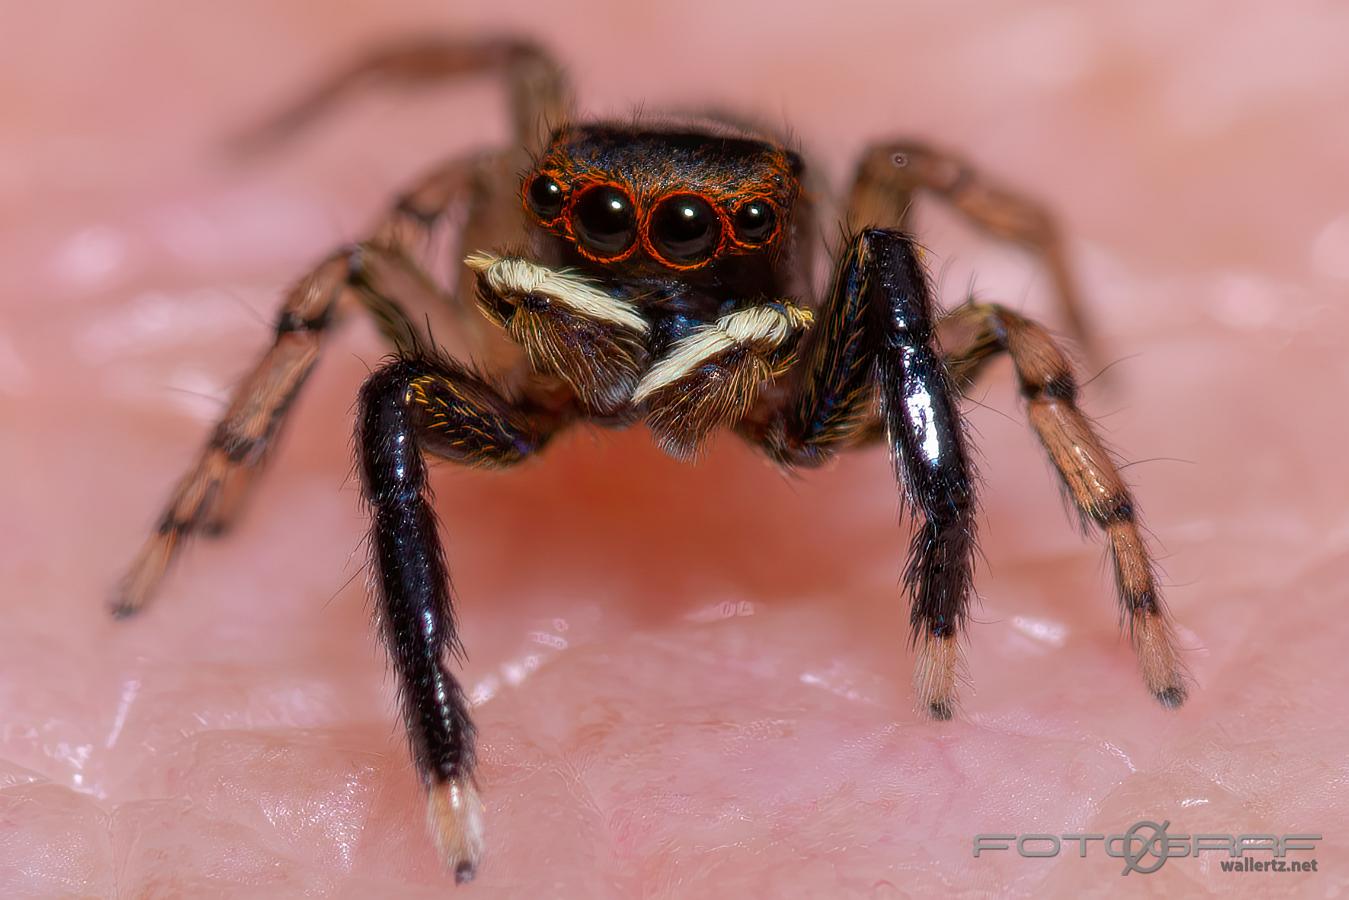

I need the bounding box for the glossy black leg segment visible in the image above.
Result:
[755,228,977,718]
[863,229,977,718]
[356,354,548,880]
[862,229,977,635]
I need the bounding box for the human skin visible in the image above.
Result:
[3,1,1348,896]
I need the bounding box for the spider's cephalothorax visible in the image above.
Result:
[471,122,813,448]
[113,38,1188,883]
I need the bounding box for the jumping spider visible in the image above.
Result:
[113,38,1187,882]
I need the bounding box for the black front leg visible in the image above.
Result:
[864,229,977,720]
[753,228,977,719]
[357,353,553,883]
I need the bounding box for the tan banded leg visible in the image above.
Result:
[848,141,1097,364]
[940,302,1187,707]
[112,160,488,617]
[229,37,570,157]
[114,253,344,616]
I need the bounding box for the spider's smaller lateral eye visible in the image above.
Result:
[733,200,777,244]
[527,175,565,220]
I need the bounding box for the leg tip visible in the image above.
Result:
[1131,608,1188,711]
[1154,685,1187,710]
[427,776,485,884]
[200,519,231,538]
[107,586,146,620]
[108,601,139,621]
[914,630,962,722]
[112,538,175,619]
[928,700,954,721]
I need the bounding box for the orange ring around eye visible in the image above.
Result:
[641,191,730,271]
[726,196,782,250]
[521,170,568,225]
[566,181,640,263]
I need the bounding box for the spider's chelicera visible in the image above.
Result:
[113,38,1187,883]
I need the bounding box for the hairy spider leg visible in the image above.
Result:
[357,354,558,884]
[113,250,343,616]
[849,141,1098,366]
[939,302,1188,707]
[227,37,568,157]
[112,36,571,615]
[749,229,978,720]
[114,160,487,616]
[231,37,574,367]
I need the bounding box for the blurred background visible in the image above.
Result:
[3,2,1347,897]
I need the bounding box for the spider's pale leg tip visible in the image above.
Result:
[108,578,151,620]
[913,630,961,721]
[112,536,176,620]
[426,776,485,885]
[108,599,141,620]
[1130,608,1187,711]
[1153,685,1188,710]
[928,700,955,722]
[199,517,232,538]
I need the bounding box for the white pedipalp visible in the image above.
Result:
[631,302,813,403]
[464,252,650,334]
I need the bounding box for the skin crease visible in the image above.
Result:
[3,1,1349,896]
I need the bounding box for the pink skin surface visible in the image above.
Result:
[3,2,1348,896]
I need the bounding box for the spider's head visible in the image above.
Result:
[521,124,802,277]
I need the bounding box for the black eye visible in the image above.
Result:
[526,175,565,220]
[733,200,776,244]
[572,185,637,256]
[650,194,722,265]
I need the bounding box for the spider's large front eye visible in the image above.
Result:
[650,194,722,265]
[732,199,777,244]
[526,174,565,220]
[572,185,637,256]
